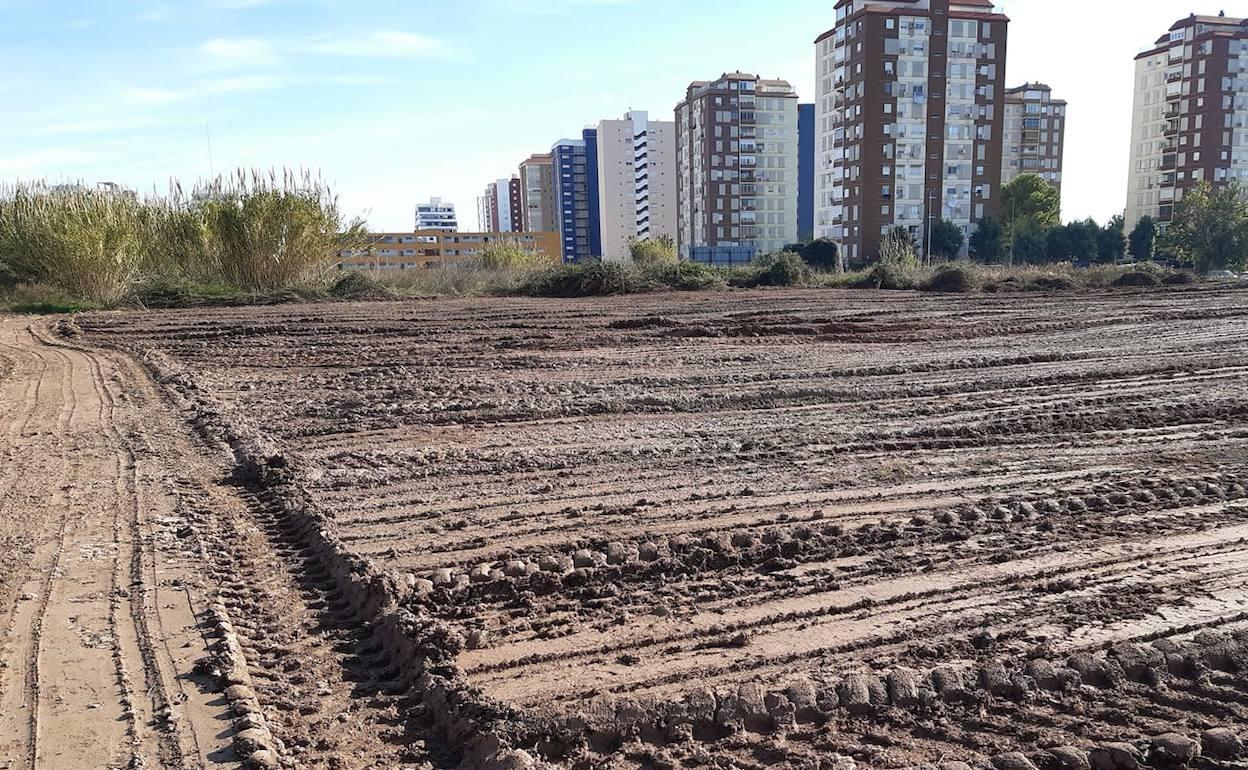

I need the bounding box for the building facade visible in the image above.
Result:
[414,197,459,232]
[675,72,800,265]
[799,103,816,241]
[595,111,678,262]
[477,178,524,233]
[815,0,1010,265]
[1126,13,1248,229]
[551,130,603,263]
[338,230,560,271]
[519,154,556,233]
[1002,84,1066,197]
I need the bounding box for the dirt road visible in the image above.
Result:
[0,318,425,770]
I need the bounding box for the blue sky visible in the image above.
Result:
[0,0,1207,231]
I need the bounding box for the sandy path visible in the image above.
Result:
[0,319,237,770]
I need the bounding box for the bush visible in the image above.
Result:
[641,261,725,291]
[476,241,552,271]
[628,235,678,267]
[1162,271,1195,285]
[520,262,637,297]
[1113,270,1161,287]
[920,264,977,293]
[197,170,364,292]
[132,277,250,308]
[856,263,919,290]
[1024,275,1076,292]
[0,184,149,301]
[329,270,393,300]
[752,252,810,287]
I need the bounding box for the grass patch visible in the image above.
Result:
[1,283,103,314]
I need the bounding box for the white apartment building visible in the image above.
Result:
[414,197,459,232]
[595,111,678,262]
[1126,13,1248,229]
[675,73,800,264]
[815,0,1009,264]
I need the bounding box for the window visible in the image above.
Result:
[886,18,895,30]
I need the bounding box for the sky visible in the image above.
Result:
[0,0,1223,231]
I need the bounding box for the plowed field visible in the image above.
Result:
[33,284,1248,770]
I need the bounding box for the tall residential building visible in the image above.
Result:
[551,130,603,263]
[799,103,816,240]
[477,189,496,232]
[519,154,556,233]
[478,178,524,233]
[1126,13,1248,229]
[816,0,1010,264]
[414,197,459,232]
[596,111,678,262]
[675,72,800,265]
[1002,84,1067,199]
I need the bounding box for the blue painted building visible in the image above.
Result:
[798,103,815,242]
[551,129,602,263]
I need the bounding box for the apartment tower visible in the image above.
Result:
[518,154,556,233]
[675,72,800,265]
[551,129,603,263]
[815,0,1010,264]
[1002,84,1067,198]
[414,197,459,232]
[596,111,678,262]
[1126,13,1248,229]
[799,103,816,240]
[478,178,523,233]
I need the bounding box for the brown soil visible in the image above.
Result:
[4,284,1248,770]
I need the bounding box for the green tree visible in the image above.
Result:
[1065,219,1100,262]
[1160,182,1248,272]
[1128,215,1157,262]
[969,217,1005,262]
[628,234,677,266]
[799,238,839,271]
[929,219,965,260]
[1097,215,1127,263]
[1043,225,1072,263]
[1013,222,1049,263]
[1001,174,1061,234]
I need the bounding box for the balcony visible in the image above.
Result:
[1161,154,1177,170]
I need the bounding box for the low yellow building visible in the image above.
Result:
[337,229,561,271]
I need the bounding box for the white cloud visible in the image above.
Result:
[201,37,281,67]
[302,31,451,59]
[124,87,189,105]
[202,75,287,93]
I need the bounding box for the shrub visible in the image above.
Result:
[752,252,810,287]
[196,170,365,292]
[1162,271,1195,286]
[329,270,393,300]
[476,240,552,271]
[856,263,919,290]
[1024,275,1076,292]
[0,184,149,301]
[642,261,725,291]
[921,264,977,293]
[132,277,250,308]
[520,262,637,297]
[628,235,678,266]
[1113,270,1161,287]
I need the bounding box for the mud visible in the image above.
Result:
[37,283,1248,769]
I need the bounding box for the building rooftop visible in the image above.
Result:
[1169,12,1246,31]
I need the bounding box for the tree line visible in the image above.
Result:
[782,174,1248,273]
